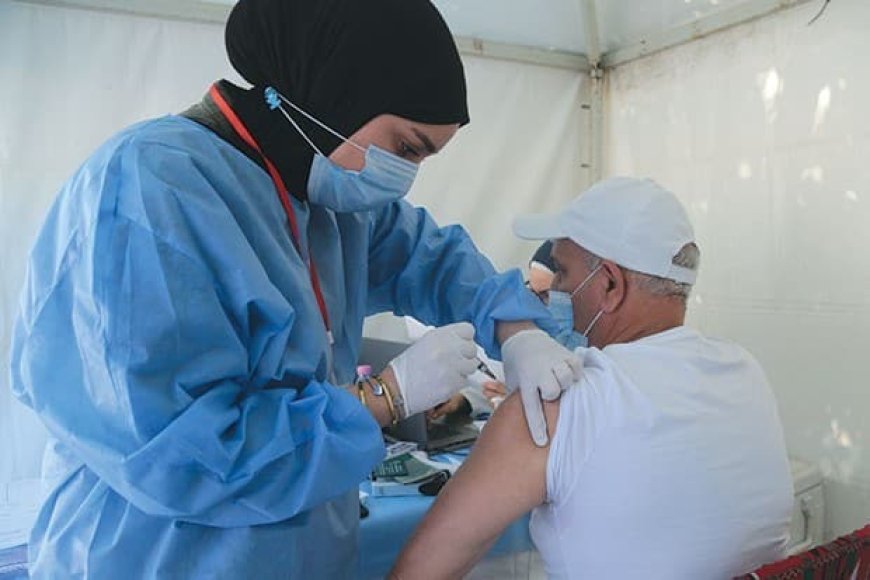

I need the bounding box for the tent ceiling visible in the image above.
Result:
[431,0,586,53]
[431,0,758,54]
[19,0,816,68]
[200,0,799,54]
[598,0,760,53]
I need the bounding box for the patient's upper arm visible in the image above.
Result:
[475,391,560,496]
[390,392,564,579]
[430,392,560,540]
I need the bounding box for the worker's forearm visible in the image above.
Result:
[496,320,537,344]
[343,366,403,428]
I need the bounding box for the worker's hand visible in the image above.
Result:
[426,393,469,421]
[387,322,478,418]
[501,329,582,446]
[482,381,507,402]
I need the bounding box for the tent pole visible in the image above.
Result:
[582,0,604,184]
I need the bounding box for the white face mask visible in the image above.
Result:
[264,86,418,212]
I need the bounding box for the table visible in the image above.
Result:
[0,545,27,580]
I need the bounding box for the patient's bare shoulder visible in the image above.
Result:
[476,392,561,459]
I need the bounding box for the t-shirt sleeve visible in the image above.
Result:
[546,360,612,504]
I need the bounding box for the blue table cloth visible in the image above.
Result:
[0,545,27,580]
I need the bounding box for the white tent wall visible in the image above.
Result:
[604,0,870,540]
[0,2,587,547]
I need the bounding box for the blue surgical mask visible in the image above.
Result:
[264,86,418,212]
[548,290,587,350]
[546,264,604,350]
[306,145,417,212]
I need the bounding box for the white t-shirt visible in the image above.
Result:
[530,326,793,579]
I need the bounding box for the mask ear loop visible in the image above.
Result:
[264,86,365,155]
[569,264,605,338]
[569,264,603,298]
[582,309,604,337]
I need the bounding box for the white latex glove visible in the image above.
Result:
[502,329,583,446]
[389,322,479,418]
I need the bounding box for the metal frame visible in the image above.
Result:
[12,0,822,73]
[452,36,589,72]
[581,0,604,183]
[12,0,233,24]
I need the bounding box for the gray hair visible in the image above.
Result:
[582,243,700,304]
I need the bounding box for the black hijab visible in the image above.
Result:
[217,0,468,199]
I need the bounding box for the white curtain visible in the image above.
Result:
[0,2,587,547]
[605,0,870,539]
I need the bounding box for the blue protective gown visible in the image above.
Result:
[9,116,551,578]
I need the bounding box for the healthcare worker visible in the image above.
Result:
[9,0,580,577]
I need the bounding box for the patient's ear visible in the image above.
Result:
[601,260,627,313]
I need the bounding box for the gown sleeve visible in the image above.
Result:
[366,200,555,358]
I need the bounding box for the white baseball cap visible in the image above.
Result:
[512,177,697,285]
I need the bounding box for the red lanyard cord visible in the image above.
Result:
[209,84,333,340]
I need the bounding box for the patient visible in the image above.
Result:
[391,177,793,579]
